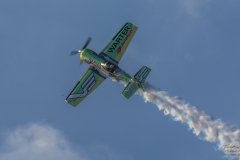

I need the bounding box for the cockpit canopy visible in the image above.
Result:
[101,61,117,73]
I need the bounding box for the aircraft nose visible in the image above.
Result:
[80,50,84,61]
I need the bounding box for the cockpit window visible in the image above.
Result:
[101,61,117,73]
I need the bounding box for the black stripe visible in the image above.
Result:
[112,22,128,40]
[82,74,94,88]
[139,68,147,77]
[98,53,118,64]
[66,81,80,100]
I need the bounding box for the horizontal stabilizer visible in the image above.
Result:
[134,66,151,83]
[121,81,139,99]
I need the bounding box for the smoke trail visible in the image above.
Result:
[135,82,240,159]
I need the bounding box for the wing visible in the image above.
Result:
[100,22,138,64]
[65,66,107,107]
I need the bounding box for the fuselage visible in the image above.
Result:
[80,48,132,82]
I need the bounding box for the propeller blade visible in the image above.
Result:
[69,37,91,66]
[80,60,83,66]
[82,37,92,50]
[70,50,80,56]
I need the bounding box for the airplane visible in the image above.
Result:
[65,22,151,107]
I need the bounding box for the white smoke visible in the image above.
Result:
[135,82,240,159]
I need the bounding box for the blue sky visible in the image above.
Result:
[0,0,240,159]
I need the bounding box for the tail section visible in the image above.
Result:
[121,81,139,99]
[134,66,151,83]
[121,66,151,99]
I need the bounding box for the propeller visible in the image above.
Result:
[80,60,83,66]
[82,37,92,50]
[70,50,81,56]
[70,37,92,66]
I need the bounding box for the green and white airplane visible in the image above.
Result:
[65,22,151,107]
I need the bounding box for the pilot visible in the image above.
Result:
[109,65,115,73]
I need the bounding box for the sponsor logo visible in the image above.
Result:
[108,25,132,53]
[117,46,122,53]
[69,73,96,99]
[119,30,133,52]
[116,30,133,54]
[138,67,148,82]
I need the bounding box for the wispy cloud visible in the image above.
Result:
[0,123,133,160]
[180,0,212,17]
[0,123,87,160]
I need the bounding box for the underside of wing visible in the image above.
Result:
[100,22,138,64]
[65,66,107,107]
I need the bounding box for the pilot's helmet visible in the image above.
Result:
[110,65,114,68]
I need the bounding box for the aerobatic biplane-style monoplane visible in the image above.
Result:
[65,22,151,107]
